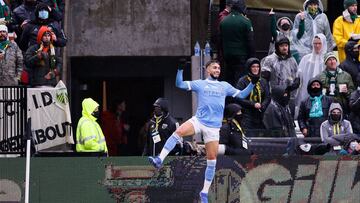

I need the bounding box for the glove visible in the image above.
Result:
[249,74,260,84]
[178,58,187,70]
[286,77,300,92]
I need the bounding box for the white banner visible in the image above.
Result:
[27,81,74,151]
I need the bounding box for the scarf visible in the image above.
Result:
[52,0,59,12]
[351,13,358,22]
[0,0,10,21]
[37,43,56,70]
[247,76,262,103]
[0,39,9,50]
[333,123,341,135]
[309,95,323,118]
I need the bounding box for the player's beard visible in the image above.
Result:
[210,73,218,80]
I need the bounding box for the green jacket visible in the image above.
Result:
[319,67,354,113]
[76,98,108,153]
[220,11,255,57]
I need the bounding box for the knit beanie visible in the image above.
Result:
[344,0,357,9]
[324,52,338,63]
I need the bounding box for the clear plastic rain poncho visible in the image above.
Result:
[261,37,299,99]
[296,33,327,107]
[292,0,335,61]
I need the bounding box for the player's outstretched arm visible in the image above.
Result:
[175,59,190,90]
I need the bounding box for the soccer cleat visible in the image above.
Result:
[199,192,208,203]
[148,156,163,169]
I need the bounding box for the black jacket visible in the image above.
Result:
[143,113,179,156]
[236,76,270,130]
[219,120,252,155]
[349,89,360,134]
[339,40,360,87]
[235,57,270,131]
[263,86,296,137]
[298,78,333,137]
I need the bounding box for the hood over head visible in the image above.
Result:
[82,98,99,120]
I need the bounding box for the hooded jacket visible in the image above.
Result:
[320,103,353,146]
[19,3,67,51]
[333,5,360,62]
[292,0,335,61]
[76,98,108,153]
[297,33,327,107]
[24,26,62,87]
[236,58,270,130]
[263,85,296,137]
[261,37,299,97]
[339,40,360,87]
[349,87,360,133]
[219,103,252,155]
[298,78,333,137]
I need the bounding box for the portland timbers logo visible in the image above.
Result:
[55,91,69,105]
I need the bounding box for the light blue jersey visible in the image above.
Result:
[176,70,254,128]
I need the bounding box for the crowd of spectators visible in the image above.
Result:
[215,0,360,155]
[0,0,65,87]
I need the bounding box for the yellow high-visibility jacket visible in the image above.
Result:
[333,13,360,62]
[76,98,108,153]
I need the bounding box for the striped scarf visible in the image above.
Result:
[247,76,262,103]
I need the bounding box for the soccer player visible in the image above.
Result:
[148,59,258,203]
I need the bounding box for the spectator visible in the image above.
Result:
[8,0,23,11]
[215,0,234,67]
[25,25,61,87]
[339,40,360,87]
[263,85,296,137]
[333,0,360,63]
[298,78,333,137]
[37,0,65,22]
[236,57,270,135]
[10,0,37,38]
[101,99,130,156]
[297,33,327,108]
[218,103,252,155]
[320,103,353,152]
[319,52,355,117]
[0,0,11,23]
[349,74,360,134]
[0,24,23,86]
[261,36,300,115]
[19,2,66,51]
[143,98,181,156]
[76,98,108,153]
[292,0,335,62]
[267,9,298,57]
[220,0,254,85]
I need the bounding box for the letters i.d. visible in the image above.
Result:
[32,92,53,109]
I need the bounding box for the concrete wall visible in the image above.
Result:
[67,0,191,56]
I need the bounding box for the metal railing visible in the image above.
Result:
[0,86,27,155]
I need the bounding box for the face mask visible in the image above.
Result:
[330,114,341,122]
[350,50,359,60]
[281,23,290,31]
[92,110,100,119]
[310,87,322,97]
[307,6,318,15]
[154,107,163,117]
[278,93,290,106]
[234,114,243,122]
[38,10,49,20]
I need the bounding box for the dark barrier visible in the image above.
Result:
[0,156,358,202]
[0,86,27,154]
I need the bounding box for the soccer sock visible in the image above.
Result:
[158,133,181,161]
[201,159,217,194]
